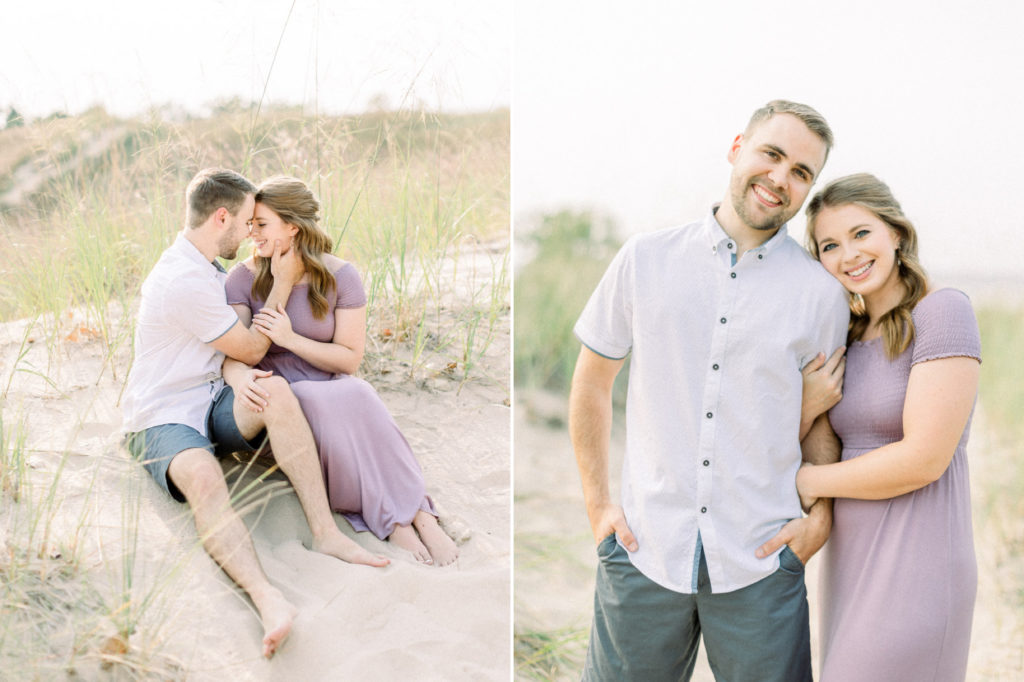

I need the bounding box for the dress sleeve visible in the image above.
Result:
[334,263,368,308]
[224,264,253,307]
[910,289,981,366]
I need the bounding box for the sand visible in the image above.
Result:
[0,291,510,680]
[514,386,1024,680]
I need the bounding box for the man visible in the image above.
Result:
[121,168,388,659]
[569,101,849,680]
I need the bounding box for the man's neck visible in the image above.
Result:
[182,227,219,263]
[713,201,781,259]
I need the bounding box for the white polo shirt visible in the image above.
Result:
[574,209,849,594]
[121,233,240,436]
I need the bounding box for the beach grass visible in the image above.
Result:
[0,104,508,676]
[514,625,588,681]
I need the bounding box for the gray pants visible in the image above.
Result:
[582,535,812,682]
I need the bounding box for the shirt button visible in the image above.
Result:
[706,412,713,419]
[703,459,710,466]
[720,317,727,324]
[730,272,737,279]
[727,242,734,249]
[712,363,719,370]
[701,507,708,513]
[758,254,764,260]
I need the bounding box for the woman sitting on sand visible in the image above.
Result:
[222,176,459,566]
[798,173,979,680]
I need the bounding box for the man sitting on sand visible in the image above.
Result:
[121,168,389,658]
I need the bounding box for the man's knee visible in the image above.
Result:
[168,448,227,502]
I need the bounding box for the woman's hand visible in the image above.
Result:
[796,462,818,512]
[801,346,846,429]
[235,368,274,412]
[252,304,296,348]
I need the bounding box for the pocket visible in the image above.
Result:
[596,533,619,560]
[777,545,805,575]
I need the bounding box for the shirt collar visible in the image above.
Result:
[173,232,227,273]
[704,204,790,259]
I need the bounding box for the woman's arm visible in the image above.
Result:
[797,356,979,500]
[252,304,366,375]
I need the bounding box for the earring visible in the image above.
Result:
[895,246,902,268]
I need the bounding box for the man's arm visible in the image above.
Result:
[568,345,637,551]
[756,413,840,563]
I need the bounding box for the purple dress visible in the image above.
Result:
[820,289,981,681]
[225,261,436,539]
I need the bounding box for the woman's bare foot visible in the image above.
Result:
[251,587,297,658]
[413,510,460,566]
[388,524,433,564]
[312,530,390,567]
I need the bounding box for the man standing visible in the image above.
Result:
[569,101,849,680]
[121,168,388,659]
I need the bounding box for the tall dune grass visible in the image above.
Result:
[0,105,508,676]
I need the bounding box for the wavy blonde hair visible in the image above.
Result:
[252,176,335,320]
[805,173,929,360]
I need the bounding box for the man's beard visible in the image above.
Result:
[730,178,792,232]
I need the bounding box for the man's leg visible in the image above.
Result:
[583,534,701,682]
[223,378,388,567]
[697,545,812,682]
[167,447,295,658]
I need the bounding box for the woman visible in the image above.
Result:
[799,173,980,680]
[223,176,459,567]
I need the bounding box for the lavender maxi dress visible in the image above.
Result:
[225,262,436,539]
[819,289,981,681]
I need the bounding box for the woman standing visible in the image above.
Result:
[799,173,980,680]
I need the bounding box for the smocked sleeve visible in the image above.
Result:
[334,263,368,308]
[910,289,981,366]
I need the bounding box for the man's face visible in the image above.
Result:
[217,194,256,260]
[726,114,827,233]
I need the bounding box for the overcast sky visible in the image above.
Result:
[0,0,510,118]
[514,0,1023,281]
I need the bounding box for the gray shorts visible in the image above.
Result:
[582,535,811,682]
[124,385,265,502]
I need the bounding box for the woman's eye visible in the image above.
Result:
[821,243,835,252]
[855,229,870,238]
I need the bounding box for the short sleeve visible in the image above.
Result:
[334,263,367,308]
[910,289,981,366]
[225,264,254,306]
[168,275,239,343]
[573,237,636,360]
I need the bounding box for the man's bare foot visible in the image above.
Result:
[388,524,433,564]
[413,511,459,566]
[252,587,297,658]
[312,530,390,567]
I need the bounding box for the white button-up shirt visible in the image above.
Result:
[574,209,849,593]
[121,233,240,436]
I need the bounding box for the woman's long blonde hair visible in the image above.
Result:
[252,176,335,320]
[805,173,929,360]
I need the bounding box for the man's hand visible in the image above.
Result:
[588,502,638,552]
[755,500,832,564]
[269,239,303,287]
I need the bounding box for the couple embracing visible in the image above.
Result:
[571,100,980,681]
[121,169,458,657]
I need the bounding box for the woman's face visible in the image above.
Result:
[812,203,903,301]
[249,202,298,258]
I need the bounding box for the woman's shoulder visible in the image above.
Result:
[320,252,355,275]
[913,287,974,321]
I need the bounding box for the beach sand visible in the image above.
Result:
[514,386,1024,680]
[0,294,510,680]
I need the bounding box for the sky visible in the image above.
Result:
[513,0,1024,281]
[0,0,510,118]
